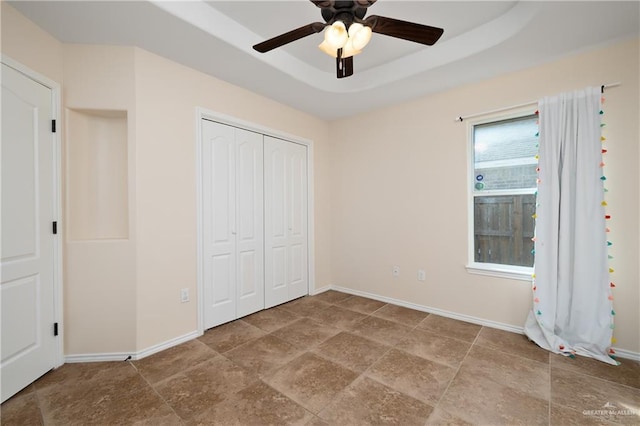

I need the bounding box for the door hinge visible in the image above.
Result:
[52,221,57,234]
[54,322,59,336]
[51,119,56,133]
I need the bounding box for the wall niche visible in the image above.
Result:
[67,109,128,240]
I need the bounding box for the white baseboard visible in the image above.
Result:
[65,352,133,363]
[612,348,640,362]
[64,330,200,363]
[135,330,200,360]
[330,285,640,361]
[310,285,332,296]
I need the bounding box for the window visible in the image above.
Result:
[467,113,538,279]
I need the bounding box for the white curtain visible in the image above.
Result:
[524,86,616,365]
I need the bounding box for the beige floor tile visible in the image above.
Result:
[224,334,303,377]
[14,292,637,426]
[313,331,390,373]
[36,362,146,414]
[306,305,368,330]
[551,352,640,389]
[365,348,456,405]
[438,368,549,425]
[278,296,333,317]
[461,344,550,400]
[305,416,331,426]
[198,319,266,353]
[371,304,429,327]
[39,365,177,425]
[263,352,359,414]
[188,380,313,426]
[153,357,257,420]
[475,327,549,363]
[397,328,471,368]
[0,390,43,426]
[310,290,353,304]
[348,316,412,346]
[270,317,341,349]
[551,366,640,425]
[417,314,482,343]
[132,412,184,426]
[34,360,133,391]
[133,339,217,384]
[337,295,387,315]
[425,407,473,425]
[550,403,620,425]
[241,307,300,332]
[318,376,433,426]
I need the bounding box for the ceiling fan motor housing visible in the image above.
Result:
[320,1,370,26]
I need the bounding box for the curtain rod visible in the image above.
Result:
[455,82,621,123]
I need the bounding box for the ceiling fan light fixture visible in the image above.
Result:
[318,40,337,57]
[254,0,445,79]
[324,20,348,49]
[318,39,361,59]
[341,39,362,58]
[349,24,372,50]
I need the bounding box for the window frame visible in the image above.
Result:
[465,107,536,281]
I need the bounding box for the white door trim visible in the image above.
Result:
[195,107,315,335]
[1,55,64,369]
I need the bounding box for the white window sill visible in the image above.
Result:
[466,263,533,281]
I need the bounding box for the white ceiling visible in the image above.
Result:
[9,1,640,120]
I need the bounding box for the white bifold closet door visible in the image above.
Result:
[264,136,308,308]
[202,120,264,329]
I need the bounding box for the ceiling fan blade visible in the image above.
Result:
[364,15,443,46]
[253,22,326,53]
[337,55,354,78]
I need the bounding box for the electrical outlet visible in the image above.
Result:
[181,288,189,303]
[392,266,400,277]
[417,269,426,281]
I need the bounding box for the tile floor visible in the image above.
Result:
[2,290,639,425]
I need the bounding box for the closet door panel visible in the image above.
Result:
[287,142,308,300]
[264,139,288,308]
[211,254,234,305]
[264,137,308,307]
[235,129,264,318]
[202,121,236,328]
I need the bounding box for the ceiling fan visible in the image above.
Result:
[253,0,444,78]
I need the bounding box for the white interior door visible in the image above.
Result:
[202,120,264,329]
[1,63,57,402]
[286,142,308,300]
[264,137,308,308]
[234,129,264,318]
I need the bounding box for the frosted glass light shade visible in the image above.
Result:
[348,23,364,37]
[341,39,362,58]
[324,21,348,49]
[318,40,361,58]
[350,24,372,50]
[318,40,337,57]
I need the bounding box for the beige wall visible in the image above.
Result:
[1,2,63,83]
[62,45,138,354]
[329,38,640,353]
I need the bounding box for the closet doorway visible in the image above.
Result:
[197,110,313,332]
